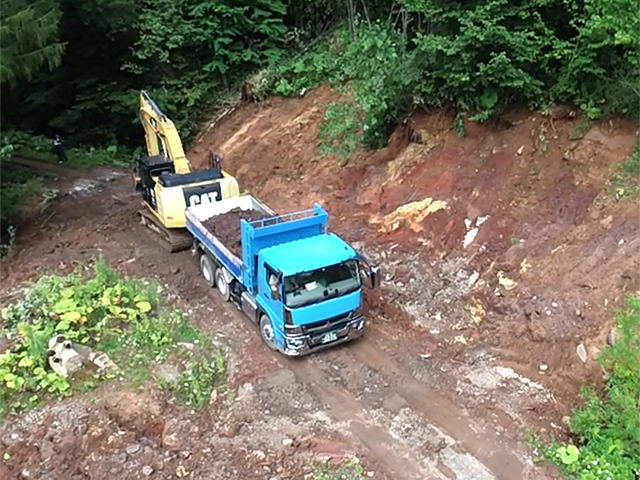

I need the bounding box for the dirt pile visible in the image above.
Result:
[203,208,270,256]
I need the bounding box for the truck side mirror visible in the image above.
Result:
[356,254,381,289]
[369,265,380,289]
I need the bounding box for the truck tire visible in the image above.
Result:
[215,268,230,302]
[259,315,278,351]
[199,254,216,288]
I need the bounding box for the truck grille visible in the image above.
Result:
[302,312,351,337]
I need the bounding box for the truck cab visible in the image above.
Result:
[255,234,378,355]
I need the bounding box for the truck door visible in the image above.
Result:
[258,263,284,334]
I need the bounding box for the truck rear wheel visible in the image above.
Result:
[259,315,278,351]
[215,269,230,302]
[199,254,216,288]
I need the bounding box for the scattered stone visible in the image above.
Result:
[179,451,191,459]
[236,382,254,401]
[551,302,558,308]
[382,393,409,412]
[162,419,181,450]
[176,465,189,478]
[142,466,154,476]
[539,364,548,372]
[209,389,218,405]
[607,328,617,346]
[220,423,241,438]
[115,453,128,464]
[20,469,30,478]
[545,310,551,316]
[282,438,293,447]
[575,309,582,317]
[528,320,548,342]
[517,145,525,155]
[176,342,195,351]
[126,443,141,455]
[561,416,571,425]
[599,215,613,229]
[576,343,588,363]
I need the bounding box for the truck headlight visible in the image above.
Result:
[286,336,306,348]
[284,324,303,335]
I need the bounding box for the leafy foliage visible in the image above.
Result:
[311,458,368,480]
[0,259,225,415]
[0,0,66,84]
[537,294,640,479]
[610,142,640,199]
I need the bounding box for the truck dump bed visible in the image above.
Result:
[185,195,275,280]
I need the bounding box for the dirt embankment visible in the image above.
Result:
[191,87,639,400]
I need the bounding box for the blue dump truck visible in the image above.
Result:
[185,195,380,356]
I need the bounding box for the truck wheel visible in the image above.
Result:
[215,268,230,302]
[199,254,216,288]
[259,315,278,351]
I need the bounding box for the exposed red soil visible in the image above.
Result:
[1,85,638,480]
[192,88,639,402]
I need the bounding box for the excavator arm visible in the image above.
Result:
[139,90,191,174]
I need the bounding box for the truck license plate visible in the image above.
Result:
[321,331,338,344]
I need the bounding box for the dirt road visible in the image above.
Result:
[1,88,638,479]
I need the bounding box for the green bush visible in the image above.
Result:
[265,21,420,158]
[311,458,367,480]
[611,143,640,198]
[538,294,640,479]
[0,259,225,415]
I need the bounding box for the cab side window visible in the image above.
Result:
[265,264,278,287]
[265,264,280,300]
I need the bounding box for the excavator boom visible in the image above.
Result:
[139,90,191,174]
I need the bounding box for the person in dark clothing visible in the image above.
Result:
[53,134,69,163]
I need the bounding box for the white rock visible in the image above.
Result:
[551,302,558,308]
[539,364,548,371]
[282,438,293,447]
[576,344,588,363]
[142,466,153,476]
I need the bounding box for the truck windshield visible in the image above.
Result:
[284,260,361,308]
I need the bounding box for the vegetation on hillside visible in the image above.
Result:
[1,0,637,149]
[537,295,640,479]
[0,0,637,226]
[0,259,225,415]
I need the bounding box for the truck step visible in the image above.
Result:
[137,208,193,253]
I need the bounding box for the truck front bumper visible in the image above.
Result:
[280,315,366,357]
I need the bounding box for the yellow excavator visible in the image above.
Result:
[133,90,240,252]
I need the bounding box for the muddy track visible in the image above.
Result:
[137,223,540,479]
[0,162,553,479]
[5,156,86,178]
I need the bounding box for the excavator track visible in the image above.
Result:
[137,208,193,253]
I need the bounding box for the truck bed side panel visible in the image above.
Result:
[185,210,243,279]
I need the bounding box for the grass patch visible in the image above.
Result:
[535,294,640,479]
[610,143,640,198]
[0,259,225,416]
[0,162,60,257]
[1,130,139,170]
[310,458,368,480]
